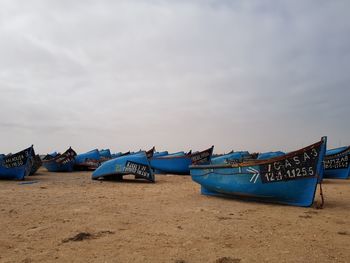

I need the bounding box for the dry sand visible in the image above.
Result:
[0,168,349,263]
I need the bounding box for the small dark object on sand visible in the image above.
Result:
[62,232,93,243]
[18,181,38,185]
[62,230,115,243]
[215,257,241,263]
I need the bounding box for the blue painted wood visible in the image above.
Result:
[75,149,101,164]
[111,151,130,159]
[153,151,169,158]
[150,147,214,175]
[324,146,350,179]
[211,151,251,164]
[190,138,327,207]
[42,148,77,172]
[74,149,101,171]
[92,151,154,182]
[257,151,285,160]
[99,149,112,159]
[0,146,34,180]
[29,151,42,175]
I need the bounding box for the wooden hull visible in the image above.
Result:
[42,148,77,172]
[92,152,154,182]
[190,138,326,207]
[150,147,214,175]
[324,146,350,179]
[0,146,34,180]
[211,151,251,165]
[99,149,112,159]
[75,149,100,164]
[29,154,42,175]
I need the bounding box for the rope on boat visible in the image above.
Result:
[316,181,324,209]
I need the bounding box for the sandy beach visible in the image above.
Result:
[0,168,349,263]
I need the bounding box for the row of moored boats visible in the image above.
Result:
[0,136,349,207]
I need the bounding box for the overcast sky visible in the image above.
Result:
[0,0,349,154]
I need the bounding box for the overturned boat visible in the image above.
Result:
[92,151,154,182]
[190,138,327,207]
[42,147,77,172]
[0,146,34,180]
[323,146,350,179]
[150,146,214,175]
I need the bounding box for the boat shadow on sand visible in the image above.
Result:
[195,191,328,209]
[93,175,156,184]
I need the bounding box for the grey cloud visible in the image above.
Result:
[0,0,349,154]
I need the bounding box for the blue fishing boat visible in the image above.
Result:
[75,149,100,163]
[111,151,131,159]
[29,149,42,175]
[257,151,285,160]
[42,151,59,161]
[0,146,34,180]
[42,148,77,172]
[323,146,350,179]
[74,149,101,171]
[92,151,154,182]
[150,146,214,175]
[153,151,169,158]
[146,147,155,159]
[211,151,251,165]
[190,138,327,207]
[99,149,112,160]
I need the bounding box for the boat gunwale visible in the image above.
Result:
[42,147,76,164]
[324,146,350,159]
[151,146,214,160]
[190,139,325,169]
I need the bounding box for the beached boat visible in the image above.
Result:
[111,151,129,159]
[99,149,112,160]
[257,151,285,160]
[211,151,252,165]
[190,138,327,207]
[42,148,77,172]
[153,151,169,158]
[150,146,214,175]
[146,147,155,159]
[29,152,42,175]
[42,152,59,161]
[74,149,101,171]
[92,151,154,182]
[323,146,350,179]
[0,146,34,180]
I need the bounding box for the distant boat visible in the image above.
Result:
[92,151,154,182]
[42,147,77,172]
[99,149,112,160]
[211,151,252,165]
[0,146,34,180]
[29,149,42,175]
[150,146,214,175]
[323,146,350,179]
[190,138,327,207]
[111,151,131,159]
[74,149,101,171]
[257,151,285,160]
[146,147,155,159]
[153,151,168,158]
[42,151,59,161]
